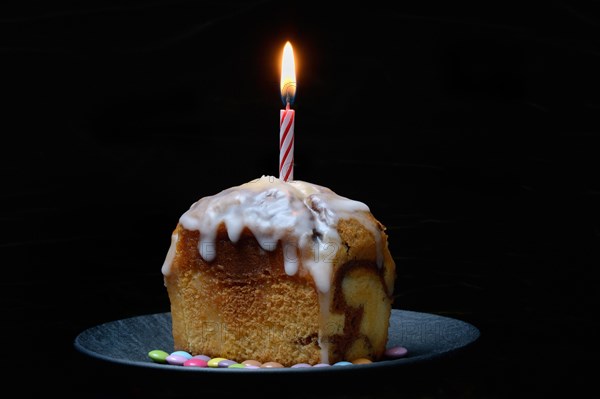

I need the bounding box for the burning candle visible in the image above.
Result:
[279,41,296,182]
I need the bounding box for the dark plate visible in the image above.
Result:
[74,309,480,374]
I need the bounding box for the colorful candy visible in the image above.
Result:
[291,363,312,368]
[165,354,188,365]
[332,361,353,366]
[207,357,228,368]
[351,358,373,365]
[241,359,262,367]
[218,359,238,368]
[183,358,208,367]
[260,361,284,368]
[148,350,169,363]
[171,350,192,359]
[384,345,408,359]
[148,345,408,369]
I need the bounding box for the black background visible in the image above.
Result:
[2,0,598,397]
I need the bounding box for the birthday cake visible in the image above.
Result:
[161,175,396,366]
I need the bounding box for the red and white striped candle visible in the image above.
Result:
[279,41,296,182]
[279,104,294,182]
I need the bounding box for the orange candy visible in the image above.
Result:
[351,358,373,365]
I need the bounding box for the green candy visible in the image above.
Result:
[228,363,246,369]
[148,349,169,363]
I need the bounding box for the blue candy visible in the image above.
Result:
[332,361,353,366]
[170,350,192,359]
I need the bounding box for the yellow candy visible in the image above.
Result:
[207,357,228,368]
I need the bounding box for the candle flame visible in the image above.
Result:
[280,41,296,105]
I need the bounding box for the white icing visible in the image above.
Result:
[317,293,331,364]
[161,232,179,277]
[164,175,385,364]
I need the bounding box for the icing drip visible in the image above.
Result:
[161,232,179,277]
[317,293,331,364]
[163,175,385,364]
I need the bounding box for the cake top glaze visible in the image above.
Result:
[162,175,384,293]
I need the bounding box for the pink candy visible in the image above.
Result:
[183,358,208,367]
[384,345,408,358]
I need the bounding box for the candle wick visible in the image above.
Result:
[286,101,290,111]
